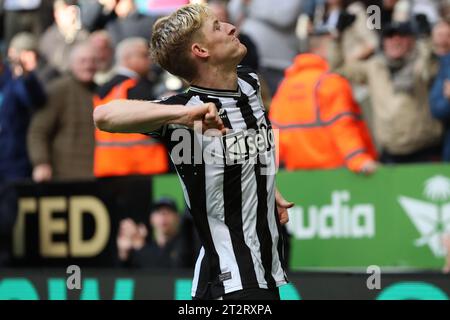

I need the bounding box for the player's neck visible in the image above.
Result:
[191,66,238,91]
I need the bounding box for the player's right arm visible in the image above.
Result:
[93,99,225,134]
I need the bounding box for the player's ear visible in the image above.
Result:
[191,43,209,59]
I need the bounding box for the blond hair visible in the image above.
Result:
[150,4,211,81]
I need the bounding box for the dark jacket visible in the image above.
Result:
[127,235,186,269]
[429,54,450,161]
[0,65,46,182]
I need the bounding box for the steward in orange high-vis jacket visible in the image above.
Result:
[269,54,377,173]
[93,75,169,177]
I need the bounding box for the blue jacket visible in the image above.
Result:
[430,54,450,161]
[0,65,46,182]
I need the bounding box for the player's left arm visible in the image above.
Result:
[275,188,294,225]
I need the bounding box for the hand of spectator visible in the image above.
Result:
[9,56,26,78]
[9,49,37,77]
[117,218,139,261]
[360,160,378,175]
[444,80,450,100]
[348,44,376,61]
[133,223,148,249]
[32,164,53,182]
[276,189,294,225]
[19,51,38,73]
[336,12,356,33]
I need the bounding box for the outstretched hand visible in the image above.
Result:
[276,189,294,225]
[117,218,147,261]
[360,160,378,175]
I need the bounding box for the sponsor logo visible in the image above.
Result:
[398,175,450,257]
[170,119,278,175]
[221,121,275,165]
[287,191,375,239]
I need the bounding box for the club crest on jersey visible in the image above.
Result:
[217,108,230,124]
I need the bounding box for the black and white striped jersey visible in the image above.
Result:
[151,66,288,299]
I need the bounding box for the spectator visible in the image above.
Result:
[27,43,97,182]
[89,30,115,85]
[2,0,43,47]
[308,1,380,140]
[116,217,148,263]
[0,42,46,188]
[313,0,379,62]
[93,37,169,177]
[39,0,89,73]
[364,1,435,35]
[429,54,450,161]
[82,0,156,47]
[432,20,450,57]
[117,198,190,269]
[330,21,443,163]
[228,0,303,96]
[269,31,378,174]
[439,0,450,21]
[0,40,46,267]
[9,32,60,85]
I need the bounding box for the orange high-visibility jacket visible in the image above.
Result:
[269,54,377,172]
[93,78,169,177]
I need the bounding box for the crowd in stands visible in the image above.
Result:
[0,0,449,270]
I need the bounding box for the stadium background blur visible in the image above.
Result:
[0,0,450,300]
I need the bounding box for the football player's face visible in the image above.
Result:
[198,14,247,67]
